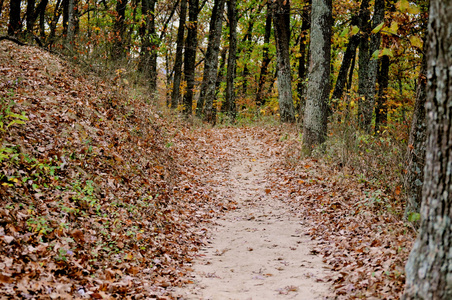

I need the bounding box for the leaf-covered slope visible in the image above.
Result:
[0,40,223,299]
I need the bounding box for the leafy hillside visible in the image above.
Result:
[0,41,229,299]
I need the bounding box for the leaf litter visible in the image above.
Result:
[0,41,415,299]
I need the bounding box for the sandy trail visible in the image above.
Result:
[174,131,331,300]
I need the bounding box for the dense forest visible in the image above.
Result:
[0,0,451,298]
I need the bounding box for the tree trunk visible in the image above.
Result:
[48,0,63,46]
[302,0,332,149]
[270,0,295,123]
[374,53,390,133]
[224,0,237,119]
[112,0,129,60]
[255,5,272,107]
[403,42,427,220]
[331,34,360,103]
[357,0,370,129]
[196,0,225,124]
[0,0,5,19]
[357,0,384,132]
[66,0,76,45]
[8,0,22,36]
[296,0,311,121]
[26,0,36,35]
[403,1,452,298]
[182,0,199,116]
[171,0,187,109]
[139,0,158,92]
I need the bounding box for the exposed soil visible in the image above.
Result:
[173,130,332,299]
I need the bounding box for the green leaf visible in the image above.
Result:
[350,25,359,36]
[381,47,394,57]
[388,22,399,35]
[407,4,421,14]
[409,36,423,49]
[408,212,421,222]
[371,22,385,34]
[371,50,380,59]
[340,27,349,37]
[397,0,410,12]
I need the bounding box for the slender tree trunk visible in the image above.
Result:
[357,0,370,129]
[171,0,187,109]
[48,0,63,45]
[224,0,237,119]
[112,0,129,60]
[0,0,5,19]
[26,0,36,36]
[403,41,427,220]
[357,0,384,132]
[302,0,332,149]
[139,0,158,92]
[296,0,311,120]
[255,5,272,106]
[403,1,452,298]
[62,0,69,35]
[66,0,76,45]
[374,53,390,133]
[331,34,360,103]
[8,0,22,36]
[196,0,225,124]
[182,0,199,116]
[271,0,296,123]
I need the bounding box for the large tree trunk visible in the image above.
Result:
[296,0,311,121]
[182,0,199,116]
[196,0,225,124]
[403,1,452,298]
[224,0,237,120]
[8,0,22,36]
[112,0,129,60]
[255,4,272,107]
[403,43,427,220]
[302,0,332,149]
[171,0,187,109]
[270,0,295,123]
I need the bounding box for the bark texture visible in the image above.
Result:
[404,52,427,219]
[197,0,225,124]
[302,0,332,148]
[182,0,199,115]
[270,0,296,123]
[403,0,452,298]
[171,0,187,109]
[224,0,237,119]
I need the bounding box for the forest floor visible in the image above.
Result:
[0,40,415,299]
[172,128,331,299]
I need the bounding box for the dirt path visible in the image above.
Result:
[174,130,331,300]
